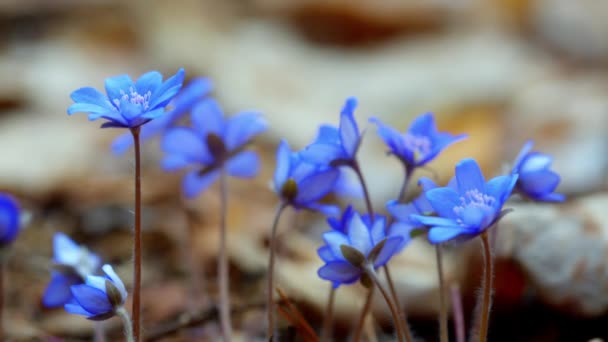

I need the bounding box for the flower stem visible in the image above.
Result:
[436,244,448,342]
[396,165,413,204]
[477,231,494,342]
[451,283,465,342]
[218,170,232,341]
[267,203,288,341]
[364,266,405,342]
[351,161,375,221]
[130,127,142,342]
[116,307,135,342]
[352,287,374,342]
[320,285,336,342]
[0,258,4,340]
[94,322,106,342]
[384,267,412,342]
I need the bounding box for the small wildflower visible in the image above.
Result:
[317,210,407,287]
[67,68,185,129]
[370,113,467,169]
[161,98,267,198]
[65,264,127,321]
[273,140,340,216]
[0,193,20,247]
[111,77,213,155]
[301,97,362,167]
[511,141,565,202]
[42,233,101,308]
[410,159,517,244]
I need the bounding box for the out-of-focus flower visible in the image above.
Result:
[65,264,127,320]
[42,233,101,308]
[161,99,267,198]
[67,69,185,129]
[317,211,406,287]
[0,193,20,246]
[387,178,438,227]
[511,141,565,202]
[301,97,362,166]
[111,77,213,154]
[370,113,467,169]
[273,140,340,216]
[410,159,517,244]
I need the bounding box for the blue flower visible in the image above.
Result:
[387,177,438,227]
[273,140,341,216]
[65,264,127,320]
[68,68,185,129]
[111,77,213,155]
[317,211,406,287]
[161,98,267,198]
[301,97,362,166]
[0,193,20,246]
[370,113,467,169]
[410,159,517,244]
[42,233,101,308]
[511,141,565,202]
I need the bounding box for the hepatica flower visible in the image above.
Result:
[301,97,362,167]
[273,140,340,216]
[42,233,101,308]
[65,264,127,320]
[317,210,407,287]
[511,141,565,202]
[111,77,213,155]
[370,113,466,169]
[67,68,185,129]
[162,99,267,198]
[0,193,20,247]
[411,159,517,244]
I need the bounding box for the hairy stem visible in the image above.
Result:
[451,283,465,342]
[436,244,448,342]
[93,322,106,342]
[320,285,336,342]
[266,203,288,340]
[218,170,232,341]
[364,266,405,342]
[396,165,413,204]
[352,287,374,342]
[351,161,375,221]
[477,231,494,342]
[130,127,142,342]
[116,307,135,342]
[384,267,412,342]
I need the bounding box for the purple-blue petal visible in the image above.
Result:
[70,285,113,316]
[318,261,361,285]
[161,128,212,166]
[273,140,291,192]
[147,68,186,109]
[226,151,259,178]
[191,99,225,137]
[485,174,518,205]
[295,169,340,204]
[104,74,134,106]
[428,226,466,244]
[134,71,162,96]
[408,112,435,136]
[42,273,80,308]
[339,97,360,157]
[0,194,20,244]
[425,187,461,219]
[300,144,343,165]
[372,236,403,268]
[182,169,220,199]
[225,111,267,151]
[455,159,485,193]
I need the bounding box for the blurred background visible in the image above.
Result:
[1,0,608,340]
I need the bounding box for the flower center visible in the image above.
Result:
[402,133,431,159]
[112,87,152,110]
[453,189,496,225]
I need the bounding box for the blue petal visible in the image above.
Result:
[162,155,194,171]
[408,112,435,136]
[67,103,113,116]
[323,231,350,261]
[0,194,19,243]
[332,169,363,198]
[226,151,259,178]
[161,128,211,166]
[139,108,165,120]
[89,112,127,126]
[170,78,213,116]
[42,273,80,308]
[428,226,466,244]
[370,216,387,245]
[70,285,113,316]
[148,68,186,109]
[459,206,488,228]
[535,192,566,202]
[387,202,418,224]
[295,169,340,204]
[191,99,225,137]
[347,213,373,256]
[388,222,414,250]
[306,203,341,217]
[53,233,81,265]
[455,159,485,193]
[65,298,93,317]
[225,111,267,151]
[318,245,338,262]
[300,143,344,165]
[339,97,360,157]
[111,132,135,155]
[69,87,113,111]
[409,214,460,228]
[104,74,134,106]
[485,174,518,205]
[315,125,340,145]
[369,117,405,156]
[317,261,361,285]
[426,187,461,219]
[373,236,403,268]
[182,169,220,199]
[511,140,534,173]
[519,170,559,197]
[135,71,162,96]
[520,152,552,173]
[273,140,291,192]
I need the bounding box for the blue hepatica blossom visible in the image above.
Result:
[301,97,362,166]
[65,264,127,320]
[317,210,407,287]
[273,140,341,216]
[161,98,267,198]
[511,141,565,202]
[0,193,20,246]
[370,113,467,169]
[111,77,213,155]
[68,68,185,129]
[43,233,101,308]
[410,159,517,244]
